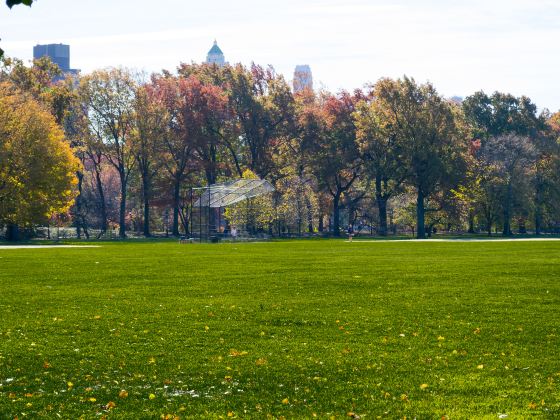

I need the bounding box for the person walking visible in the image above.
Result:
[347,224,354,242]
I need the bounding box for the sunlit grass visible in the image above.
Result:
[0,240,559,418]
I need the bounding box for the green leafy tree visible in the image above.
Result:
[6,0,33,7]
[354,79,408,236]
[463,91,549,234]
[381,77,466,239]
[463,91,544,140]
[479,134,536,235]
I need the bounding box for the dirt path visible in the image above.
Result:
[0,245,101,249]
[350,238,560,243]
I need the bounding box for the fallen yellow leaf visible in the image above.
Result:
[528,401,538,410]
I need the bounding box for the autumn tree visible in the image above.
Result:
[224,169,274,234]
[225,64,294,179]
[0,82,79,240]
[310,91,362,236]
[274,89,323,234]
[131,83,167,236]
[80,68,137,238]
[151,74,203,235]
[1,56,94,236]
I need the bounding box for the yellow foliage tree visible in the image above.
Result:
[0,82,80,235]
[223,169,274,235]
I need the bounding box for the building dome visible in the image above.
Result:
[207,40,223,55]
[206,40,226,66]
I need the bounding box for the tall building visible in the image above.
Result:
[206,40,226,66]
[293,65,313,93]
[33,43,79,78]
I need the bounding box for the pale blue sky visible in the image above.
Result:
[1,0,559,111]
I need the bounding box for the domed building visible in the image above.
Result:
[206,40,226,66]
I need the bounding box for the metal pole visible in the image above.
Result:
[199,188,202,243]
[189,187,193,237]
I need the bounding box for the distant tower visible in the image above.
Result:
[293,65,313,93]
[33,43,79,79]
[206,40,226,66]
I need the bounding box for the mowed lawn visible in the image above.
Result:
[0,240,559,419]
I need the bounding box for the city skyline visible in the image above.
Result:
[1,0,559,110]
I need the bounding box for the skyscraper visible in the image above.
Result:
[206,40,226,66]
[293,65,313,93]
[33,43,79,78]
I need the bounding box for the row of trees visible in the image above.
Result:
[1,56,560,240]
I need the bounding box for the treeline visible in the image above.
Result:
[1,56,560,240]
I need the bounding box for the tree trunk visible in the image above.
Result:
[377,199,388,237]
[6,223,19,242]
[375,176,388,236]
[318,214,324,233]
[206,167,217,234]
[467,210,475,234]
[306,197,313,233]
[502,217,511,236]
[172,177,181,237]
[518,218,527,234]
[75,171,84,239]
[118,171,127,238]
[142,174,151,237]
[332,193,341,237]
[416,189,426,239]
[94,167,108,233]
[502,182,513,236]
[535,186,542,236]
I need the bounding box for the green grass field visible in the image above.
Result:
[0,240,559,419]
